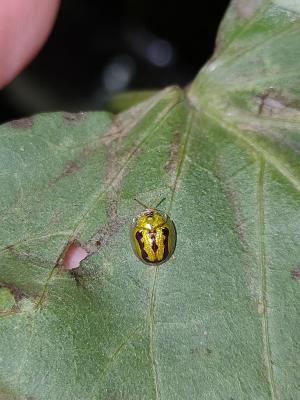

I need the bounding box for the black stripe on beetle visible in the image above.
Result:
[135,231,149,262]
[162,227,169,260]
[149,231,158,253]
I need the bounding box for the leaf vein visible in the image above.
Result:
[210,17,300,79]
[168,109,195,214]
[149,268,160,400]
[217,0,272,55]
[257,158,277,400]
[200,108,300,194]
[89,323,144,397]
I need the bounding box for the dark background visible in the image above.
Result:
[0,0,230,123]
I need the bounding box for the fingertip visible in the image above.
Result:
[0,0,61,89]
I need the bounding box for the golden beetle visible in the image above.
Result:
[130,199,176,265]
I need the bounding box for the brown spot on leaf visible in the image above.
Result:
[64,161,81,175]
[291,267,300,280]
[4,244,16,251]
[50,161,81,185]
[258,89,284,116]
[258,88,300,116]
[9,117,34,130]
[165,132,181,175]
[224,186,246,245]
[63,112,87,122]
[0,282,28,316]
[190,347,212,356]
[69,267,86,287]
[86,201,127,254]
[101,117,124,145]
[0,282,26,303]
[51,117,123,187]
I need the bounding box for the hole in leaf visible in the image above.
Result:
[62,243,88,270]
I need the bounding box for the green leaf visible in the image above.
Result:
[1,1,300,399]
[105,90,159,113]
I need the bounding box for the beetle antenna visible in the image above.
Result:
[155,197,166,209]
[134,198,149,209]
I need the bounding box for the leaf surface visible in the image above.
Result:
[1,1,300,399]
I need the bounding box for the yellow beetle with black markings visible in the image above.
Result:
[130,200,176,265]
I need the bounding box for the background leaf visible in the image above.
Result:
[1,0,300,399]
